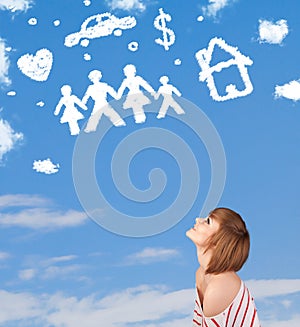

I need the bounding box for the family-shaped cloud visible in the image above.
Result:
[54,65,185,135]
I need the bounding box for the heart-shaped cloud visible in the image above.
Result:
[17,48,53,82]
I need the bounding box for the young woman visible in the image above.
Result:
[186,208,260,327]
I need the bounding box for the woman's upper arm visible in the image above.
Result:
[203,277,241,318]
[203,283,235,317]
[203,285,229,317]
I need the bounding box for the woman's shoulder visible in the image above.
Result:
[203,272,242,317]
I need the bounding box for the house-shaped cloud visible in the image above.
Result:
[195,37,254,101]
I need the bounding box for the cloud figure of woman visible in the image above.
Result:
[117,64,155,124]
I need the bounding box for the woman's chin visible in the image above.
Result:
[186,228,194,239]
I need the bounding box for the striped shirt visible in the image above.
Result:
[192,282,260,327]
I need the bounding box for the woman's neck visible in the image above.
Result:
[196,246,212,271]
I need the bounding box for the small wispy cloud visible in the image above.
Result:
[262,315,300,327]
[0,194,88,230]
[202,0,237,19]
[0,251,10,260]
[0,118,23,164]
[124,247,180,265]
[274,80,300,101]
[0,208,88,230]
[246,279,300,299]
[106,0,146,12]
[0,38,11,85]
[18,255,82,282]
[42,264,84,280]
[42,255,78,266]
[281,299,292,309]
[0,194,50,208]
[0,0,34,12]
[18,268,36,281]
[258,19,289,45]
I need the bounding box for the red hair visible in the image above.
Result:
[204,208,250,274]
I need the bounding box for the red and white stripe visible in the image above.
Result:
[192,282,260,327]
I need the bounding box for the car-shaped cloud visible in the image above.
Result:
[64,12,137,47]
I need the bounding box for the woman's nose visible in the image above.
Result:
[195,217,203,224]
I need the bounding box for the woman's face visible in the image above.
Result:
[186,216,220,247]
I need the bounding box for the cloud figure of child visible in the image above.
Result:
[54,85,87,135]
[155,75,185,119]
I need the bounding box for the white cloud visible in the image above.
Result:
[0,208,88,229]
[0,194,88,230]
[195,37,253,101]
[18,268,36,281]
[83,0,91,7]
[0,118,23,164]
[0,38,11,85]
[202,0,236,18]
[0,194,50,208]
[17,48,53,82]
[274,80,300,101]
[246,279,300,299]
[42,255,78,266]
[262,315,300,327]
[7,90,16,96]
[281,299,292,309]
[0,290,43,323]
[258,19,289,45]
[33,158,60,175]
[42,264,83,280]
[18,255,83,282]
[136,317,192,327]
[0,0,34,12]
[124,247,180,265]
[0,280,299,326]
[0,285,194,326]
[107,0,146,11]
[0,251,10,260]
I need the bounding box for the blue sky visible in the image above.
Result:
[0,0,300,326]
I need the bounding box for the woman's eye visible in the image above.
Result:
[206,218,211,224]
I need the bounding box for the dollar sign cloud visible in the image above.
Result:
[154,8,175,51]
